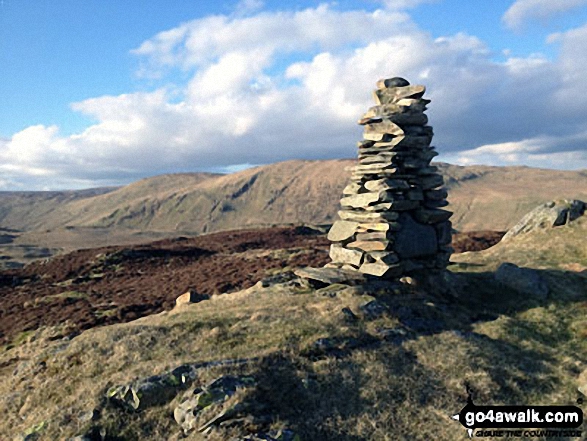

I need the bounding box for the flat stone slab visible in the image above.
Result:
[294,267,369,286]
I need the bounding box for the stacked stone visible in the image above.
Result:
[326,77,452,278]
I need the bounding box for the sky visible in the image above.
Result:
[1,0,587,190]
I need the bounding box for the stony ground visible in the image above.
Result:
[0,226,503,348]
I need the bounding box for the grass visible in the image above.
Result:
[22,290,89,308]
[1,220,586,440]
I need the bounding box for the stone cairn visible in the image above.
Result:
[326,77,452,279]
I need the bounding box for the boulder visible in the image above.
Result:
[495,263,549,300]
[502,199,586,241]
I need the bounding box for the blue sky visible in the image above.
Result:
[1,0,586,190]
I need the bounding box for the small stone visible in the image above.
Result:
[424,199,449,208]
[369,251,400,264]
[338,210,399,223]
[374,85,426,105]
[348,240,392,252]
[413,208,453,224]
[327,220,360,242]
[376,77,410,89]
[356,222,395,233]
[361,202,393,212]
[356,231,392,241]
[363,119,405,136]
[357,139,376,148]
[176,290,209,307]
[359,155,395,166]
[418,175,444,190]
[425,188,448,201]
[342,182,363,195]
[340,190,394,208]
[364,178,410,192]
[329,244,364,267]
[359,300,388,319]
[294,267,367,286]
[359,261,402,277]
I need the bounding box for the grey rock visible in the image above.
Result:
[175,375,256,433]
[393,213,438,259]
[338,210,399,223]
[348,240,392,252]
[502,199,586,241]
[356,222,400,233]
[364,178,410,191]
[376,77,410,89]
[435,221,453,245]
[425,188,448,201]
[329,244,364,266]
[107,359,255,412]
[176,290,210,307]
[340,190,394,208]
[360,300,388,319]
[417,175,444,190]
[413,208,452,224]
[355,231,392,241]
[363,119,405,136]
[368,251,400,264]
[258,271,299,288]
[359,261,402,277]
[495,263,549,299]
[342,182,362,195]
[294,267,367,286]
[374,85,426,105]
[327,220,359,242]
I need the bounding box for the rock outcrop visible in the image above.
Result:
[502,199,586,241]
[326,77,452,278]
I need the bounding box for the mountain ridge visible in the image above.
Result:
[1,160,586,236]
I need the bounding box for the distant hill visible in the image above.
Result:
[1,161,586,236]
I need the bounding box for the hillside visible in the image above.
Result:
[1,161,586,269]
[0,209,585,440]
[1,162,586,236]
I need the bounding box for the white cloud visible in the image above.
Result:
[234,0,264,16]
[2,4,587,190]
[503,0,587,30]
[381,0,439,10]
[446,132,587,169]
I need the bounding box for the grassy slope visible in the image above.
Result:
[1,222,586,440]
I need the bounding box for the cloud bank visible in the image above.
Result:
[1,3,586,190]
[503,0,587,30]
